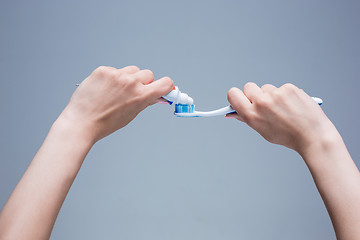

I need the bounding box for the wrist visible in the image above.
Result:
[297,123,344,164]
[53,110,97,148]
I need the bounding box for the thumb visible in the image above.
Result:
[227,87,253,122]
[145,76,175,100]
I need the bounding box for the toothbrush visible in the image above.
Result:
[75,84,322,117]
[175,105,235,117]
[162,86,323,118]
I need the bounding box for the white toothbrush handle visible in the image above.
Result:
[312,97,323,105]
[197,106,235,117]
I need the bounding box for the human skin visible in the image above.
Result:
[0,71,359,239]
[0,65,174,240]
[226,83,360,240]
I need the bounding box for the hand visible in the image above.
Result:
[226,83,338,154]
[59,65,174,142]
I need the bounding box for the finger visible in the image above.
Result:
[155,98,171,104]
[144,76,174,99]
[227,87,252,121]
[149,98,171,106]
[120,65,141,75]
[132,69,154,85]
[261,84,276,93]
[225,112,245,122]
[243,82,262,103]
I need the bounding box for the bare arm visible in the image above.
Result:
[0,65,174,240]
[227,83,360,240]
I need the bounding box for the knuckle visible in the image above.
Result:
[255,95,270,108]
[272,89,283,99]
[109,70,119,79]
[261,84,272,89]
[243,111,256,123]
[93,66,118,80]
[96,65,108,71]
[118,75,137,89]
[283,83,293,88]
[143,69,154,77]
[128,65,140,71]
[94,66,109,75]
[124,74,136,84]
[282,83,297,92]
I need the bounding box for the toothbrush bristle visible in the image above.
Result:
[175,104,195,113]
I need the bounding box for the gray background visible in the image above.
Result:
[1,0,359,239]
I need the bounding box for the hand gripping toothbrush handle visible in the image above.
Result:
[225,97,323,115]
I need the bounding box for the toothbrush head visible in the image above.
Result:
[175,105,235,117]
[174,104,196,117]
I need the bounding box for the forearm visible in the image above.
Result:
[300,129,360,240]
[0,65,173,240]
[0,116,94,240]
[227,83,360,238]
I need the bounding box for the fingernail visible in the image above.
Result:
[224,116,235,119]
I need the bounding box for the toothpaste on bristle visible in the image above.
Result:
[178,93,194,105]
[162,86,194,105]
